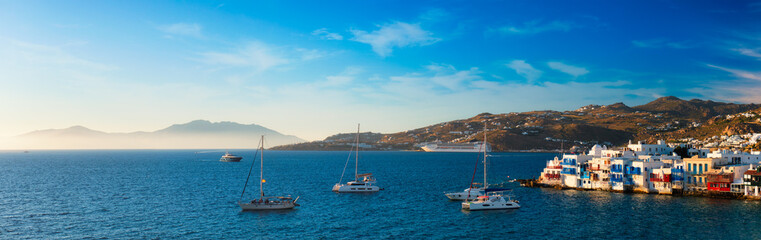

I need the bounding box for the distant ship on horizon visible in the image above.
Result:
[420,141,491,152]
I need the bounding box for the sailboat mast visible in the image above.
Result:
[355,123,360,181]
[483,124,488,188]
[260,135,264,198]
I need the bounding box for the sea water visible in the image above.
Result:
[1,150,760,239]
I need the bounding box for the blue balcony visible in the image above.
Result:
[626,167,642,175]
[611,165,623,173]
[611,176,623,182]
[561,159,576,166]
[672,169,684,173]
[561,168,576,175]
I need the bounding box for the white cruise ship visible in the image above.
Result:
[420,141,491,152]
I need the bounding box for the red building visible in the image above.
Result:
[706,172,733,192]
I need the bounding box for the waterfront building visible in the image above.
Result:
[540,156,563,185]
[586,156,611,190]
[671,161,687,190]
[684,156,727,188]
[650,167,673,194]
[560,154,593,188]
[743,165,761,198]
[632,160,666,193]
[611,157,635,192]
[706,171,734,192]
[716,164,752,193]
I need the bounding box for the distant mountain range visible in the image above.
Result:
[3,120,304,149]
[273,96,761,152]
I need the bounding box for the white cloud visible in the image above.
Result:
[199,41,324,72]
[312,28,343,40]
[392,63,481,90]
[547,61,589,77]
[158,23,203,38]
[733,48,761,60]
[506,60,542,82]
[706,64,761,81]
[493,20,577,35]
[351,22,440,57]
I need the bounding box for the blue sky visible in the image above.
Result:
[1,0,760,140]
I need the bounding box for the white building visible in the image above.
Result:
[628,140,673,156]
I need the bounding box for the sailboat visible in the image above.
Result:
[238,136,299,210]
[332,124,380,193]
[460,126,520,210]
[445,125,494,201]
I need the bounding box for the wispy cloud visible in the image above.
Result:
[322,66,362,87]
[312,28,343,40]
[706,64,761,81]
[199,41,291,72]
[547,61,589,77]
[492,20,578,35]
[350,22,440,57]
[696,64,761,103]
[506,60,542,82]
[733,48,761,61]
[158,23,203,38]
[631,39,693,49]
[198,41,327,72]
[392,63,481,90]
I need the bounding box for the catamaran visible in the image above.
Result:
[332,124,381,193]
[238,136,299,210]
[461,191,520,210]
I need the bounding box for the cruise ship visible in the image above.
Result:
[420,141,491,152]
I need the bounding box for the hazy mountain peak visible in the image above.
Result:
[8,120,305,149]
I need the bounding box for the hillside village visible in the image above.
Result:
[274,96,761,152]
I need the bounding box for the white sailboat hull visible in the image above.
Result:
[239,201,296,210]
[445,188,485,201]
[332,184,380,193]
[461,195,520,211]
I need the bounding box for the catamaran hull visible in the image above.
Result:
[332,184,380,193]
[239,202,296,210]
[445,189,485,201]
[461,201,520,211]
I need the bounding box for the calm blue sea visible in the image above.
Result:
[1,150,761,239]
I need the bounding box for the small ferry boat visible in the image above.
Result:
[462,191,520,211]
[220,152,243,162]
[333,124,381,193]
